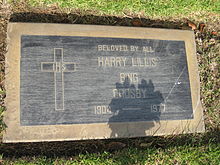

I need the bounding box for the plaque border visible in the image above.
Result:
[3,23,205,142]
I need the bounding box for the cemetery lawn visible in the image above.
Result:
[2,142,220,164]
[0,0,220,164]
[25,0,220,18]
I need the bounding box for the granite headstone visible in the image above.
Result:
[3,23,204,142]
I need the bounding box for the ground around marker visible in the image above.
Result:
[0,0,219,164]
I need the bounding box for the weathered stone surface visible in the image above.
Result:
[3,23,204,143]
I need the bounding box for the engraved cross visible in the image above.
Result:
[41,48,76,111]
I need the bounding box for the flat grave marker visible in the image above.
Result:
[3,23,204,142]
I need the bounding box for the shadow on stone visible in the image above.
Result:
[108,77,164,138]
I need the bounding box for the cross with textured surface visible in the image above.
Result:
[41,48,76,111]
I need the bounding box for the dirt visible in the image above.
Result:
[0,1,219,158]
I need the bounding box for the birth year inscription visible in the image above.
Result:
[20,35,193,126]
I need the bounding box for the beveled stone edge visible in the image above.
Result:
[3,23,205,143]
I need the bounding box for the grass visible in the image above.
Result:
[25,0,220,17]
[0,0,220,164]
[2,143,220,164]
